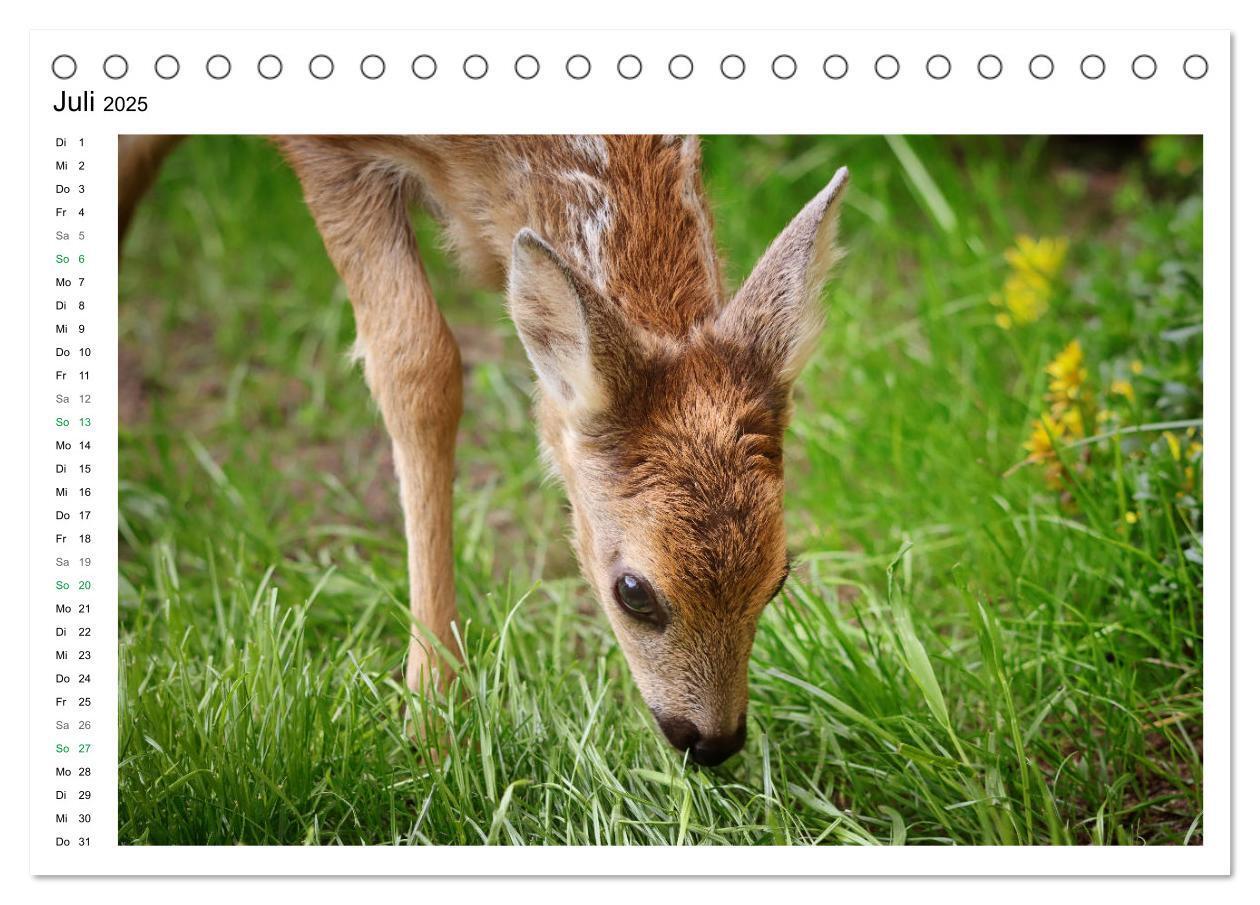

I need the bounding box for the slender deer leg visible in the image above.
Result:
[117,135,184,238]
[276,137,463,693]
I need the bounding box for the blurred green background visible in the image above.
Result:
[119,135,1204,846]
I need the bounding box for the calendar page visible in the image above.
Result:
[22,20,1232,882]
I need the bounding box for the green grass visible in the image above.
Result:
[118,135,1204,846]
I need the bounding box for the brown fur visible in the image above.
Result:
[121,135,848,763]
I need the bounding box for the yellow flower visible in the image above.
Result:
[1024,415,1066,462]
[1109,379,1135,401]
[1059,405,1084,439]
[992,235,1069,327]
[1005,235,1070,281]
[1125,510,1139,524]
[993,276,1050,326]
[1018,340,1095,494]
[1129,360,1145,375]
[1046,339,1088,404]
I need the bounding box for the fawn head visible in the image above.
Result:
[507,157,848,766]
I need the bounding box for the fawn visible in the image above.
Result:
[119,135,848,767]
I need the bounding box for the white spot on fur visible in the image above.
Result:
[568,136,609,168]
[558,168,605,197]
[557,170,615,291]
[577,197,614,291]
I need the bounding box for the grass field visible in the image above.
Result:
[118,135,1204,846]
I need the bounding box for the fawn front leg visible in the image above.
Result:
[276,138,463,693]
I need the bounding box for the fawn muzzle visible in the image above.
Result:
[654,709,748,767]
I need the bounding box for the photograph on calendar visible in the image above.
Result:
[116,134,1203,846]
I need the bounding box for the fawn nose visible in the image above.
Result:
[654,712,747,767]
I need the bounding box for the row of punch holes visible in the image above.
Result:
[52,51,1210,82]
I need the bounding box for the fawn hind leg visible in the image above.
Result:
[276,137,463,694]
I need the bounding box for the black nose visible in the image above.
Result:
[654,713,747,767]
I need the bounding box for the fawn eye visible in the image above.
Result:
[614,573,658,620]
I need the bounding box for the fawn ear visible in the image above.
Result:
[508,228,631,412]
[718,167,849,386]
